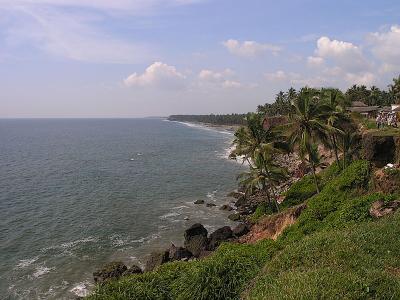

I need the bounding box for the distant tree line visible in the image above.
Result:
[257,75,400,116]
[168,114,247,125]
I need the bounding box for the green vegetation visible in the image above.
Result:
[168,114,247,126]
[88,160,400,299]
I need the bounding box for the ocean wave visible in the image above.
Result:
[16,256,39,269]
[70,281,92,297]
[33,266,54,278]
[159,212,181,220]
[42,237,98,252]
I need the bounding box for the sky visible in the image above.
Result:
[1,0,400,118]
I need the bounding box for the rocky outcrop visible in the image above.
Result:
[184,223,208,257]
[168,244,192,261]
[232,223,250,237]
[144,250,169,272]
[369,200,400,218]
[93,262,128,284]
[362,133,400,167]
[238,203,307,244]
[207,226,233,250]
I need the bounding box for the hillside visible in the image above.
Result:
[87,159,400,299]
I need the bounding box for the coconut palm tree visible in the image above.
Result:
[389,75,400,104]
[238,144,287,212]
[285,88,336,193]
[321,89,347,169]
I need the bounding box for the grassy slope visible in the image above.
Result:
[87,161,400,300]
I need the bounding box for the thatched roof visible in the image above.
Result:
[348,106,379,113]
[351,101,368,107]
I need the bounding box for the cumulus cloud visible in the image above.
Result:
[222,39,281,58]
[198,69,241,88]
[368,25,400,72]
[265,70,297,81]
[315,36,369,72]
[124,62,186,89]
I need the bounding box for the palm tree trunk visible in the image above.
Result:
[308,152,320,194]
[331,134,341,169]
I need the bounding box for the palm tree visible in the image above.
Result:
[389,75,400,104]
[321,89,347,169]
[238,145,287,212]
[285,88,335,193]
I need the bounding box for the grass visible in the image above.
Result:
[87,160,400,300]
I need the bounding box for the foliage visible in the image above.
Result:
[246,213,400,300]
[168,114,247,126]
[257,88,296,116]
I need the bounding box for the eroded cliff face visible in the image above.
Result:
[238,203,307,244]
[362,132,400,167]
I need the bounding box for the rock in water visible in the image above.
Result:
[206,203,217,207]
[208,226,233,250]
[93,262,128,284]
[228,213,241,221]
[184,223,208,257]
[194,199,205,204]
[219,204,233,211]
[144,251,169,272]
[232,223,249,237]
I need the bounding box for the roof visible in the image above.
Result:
[393,106,400,112]
[351,101,368,107]
[348,106,379,113]
[380,106,392,112]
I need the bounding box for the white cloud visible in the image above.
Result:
[368,25,400,72]
[344,72,375,86]
[198,68,241,88]
[314,36,369,72]
[265,70,294,81]
[307,56,324,68]
[124,62,186,89]
[222,39,281,58]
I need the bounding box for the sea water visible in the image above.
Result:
[0,118,244,299]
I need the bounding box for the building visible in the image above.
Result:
[347,101,379,118]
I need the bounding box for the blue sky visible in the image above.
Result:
[1,0,400,117]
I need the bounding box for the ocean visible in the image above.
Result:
[0,118,245,299]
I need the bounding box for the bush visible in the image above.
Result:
[250,202,275,223]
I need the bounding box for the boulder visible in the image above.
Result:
[123,265,143,276]
[369,200,400,218]
[206,203,217,207]
[93,261,127,284]
[168,244,192,261]
[184,223,208,240]
[208,226,233,250]
[220,204,233,211]
[232,223,249,237]
[194,199,205,204]
[228,213,241,221]
[198,250,213,259]
[184,235,208,257]
[144,250,169,272]
[184,223,209,257]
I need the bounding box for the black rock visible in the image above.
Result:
[206,203,217,207]
[232,223,249,237]
[234,196,247,208]
[194,199,205,204]
[184,235,208,257]
[93,261,128,284]
[208,226,233,250]
[144,250,169,272]
[219,204,233,211]
[184,223,208,240]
